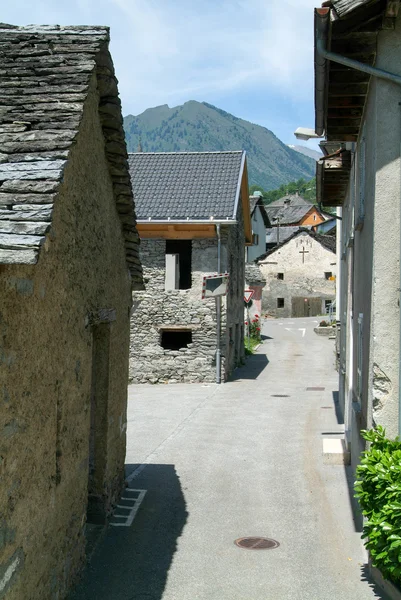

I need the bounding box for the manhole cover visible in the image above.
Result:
[234,537,280,550]
[306,386,325,391]
[271,394,289,398]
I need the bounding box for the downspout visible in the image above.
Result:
[216,224,221,384]
[316,29,401,436]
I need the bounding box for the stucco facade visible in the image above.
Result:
[258,231,336,318]
[130,216,246,383]
[336,13,401,468]
[0,27,142,600]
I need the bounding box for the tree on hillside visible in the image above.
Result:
[250,178,317,204]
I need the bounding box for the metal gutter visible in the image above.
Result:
[314,8,331,136]
[137,219,237,225]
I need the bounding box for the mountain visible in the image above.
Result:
[288,144,322,161]
[123,101,316,191]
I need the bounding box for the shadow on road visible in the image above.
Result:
[360,564,388,599]
[229,352,269,381]
[69,464,188,600]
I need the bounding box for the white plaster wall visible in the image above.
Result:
[247,206,267,262]
[258,232,336,317]
[368,16,401,437]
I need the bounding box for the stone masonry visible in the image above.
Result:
[130,216,245,383]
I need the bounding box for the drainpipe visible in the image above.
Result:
[316,35,401,436]
[216,224,222,384]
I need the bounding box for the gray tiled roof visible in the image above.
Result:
[128,151,245,220]
[0,24,142,286]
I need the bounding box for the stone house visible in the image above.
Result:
[313,0,401,469]
[128,151,252,384]
[0,25,142,600]
[257,229,336,318]
[246,193,271,261]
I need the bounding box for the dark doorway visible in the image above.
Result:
[88,323,110,524]
[166,240,192,289]
[161,329,192,350]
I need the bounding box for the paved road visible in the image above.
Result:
[69,317,385,600]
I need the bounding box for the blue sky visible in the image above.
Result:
[2,0,320,151]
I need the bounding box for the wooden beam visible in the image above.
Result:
[383,0,400,28]
[328,82,369,96]
[137,223,217,240]
[328,96,366,107]
[329,69,370,84]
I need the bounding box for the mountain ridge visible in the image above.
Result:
[123,101,316,191]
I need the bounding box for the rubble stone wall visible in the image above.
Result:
[0,81,132,600]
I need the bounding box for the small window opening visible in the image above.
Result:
[161,329,192,350]
[325,300,332,313]
[277,272,284,280]
[165,240,192,290]
[324,271,332,280]
[277,298,284,308]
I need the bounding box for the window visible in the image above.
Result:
[324,300,332,314]
[252,233,259,245]
[277,273,284,280]
[161,329,192,350]
[356,314,363,401]
[277,298,284,308]
[313,214,317,221]
[324,272,332,280]
[165,240,192,290]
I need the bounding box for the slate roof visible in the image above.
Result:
[258,228,336,262]
[128,151,245,221]
[266,226,308,246]
[268,194,312,207]
[0,24,142,287]
[265,204,317,226]
[245,263,266,286]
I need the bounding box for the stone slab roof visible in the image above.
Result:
[258,228,336,262]
[265,204,316,226]
[266,226,307,246]
[0,24,142,287]
[245,263,266,286]
[128,151,245,221]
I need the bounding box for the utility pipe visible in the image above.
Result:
[216,224,222,384]
[316,33,401,436]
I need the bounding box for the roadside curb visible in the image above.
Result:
[369,557,401,600]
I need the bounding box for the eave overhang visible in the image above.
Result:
[314,0,399,205]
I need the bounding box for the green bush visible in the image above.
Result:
[354,426,401,585]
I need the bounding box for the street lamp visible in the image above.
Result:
[294,127,323,141]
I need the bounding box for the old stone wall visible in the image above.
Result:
[130,214,245,383]
[258,232,336,318]
[0,77,132,600]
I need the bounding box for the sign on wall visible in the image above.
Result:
[202,273,230,299]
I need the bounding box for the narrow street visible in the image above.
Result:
[70,317,383,600]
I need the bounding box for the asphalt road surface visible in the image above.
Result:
[69,317,385,600]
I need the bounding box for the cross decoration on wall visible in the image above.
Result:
[299,247,309,263]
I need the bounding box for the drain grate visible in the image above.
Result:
[235,537,280,550]
[321,406,332,409]
[306,386,325,391]
[271,394,289,398]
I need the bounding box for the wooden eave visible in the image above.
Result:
[240,158,253,245]
[316,149,351,206]
[137,223,218,240]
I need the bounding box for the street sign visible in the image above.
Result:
[244,289,254,304]
[202,273,230,299]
